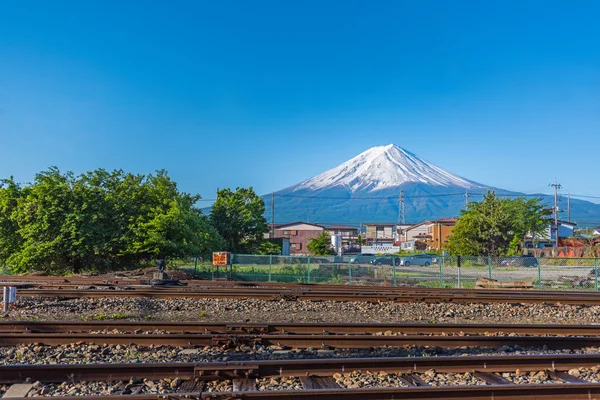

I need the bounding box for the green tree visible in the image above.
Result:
[308,231,333,255]
[505,197,551,254]
[210,187,268,253]
[0,168,223,273]
[446,191,550,257]
[0,178,24,266]
[257,241,281,255]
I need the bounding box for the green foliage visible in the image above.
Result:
[0,168,223,274]
[446,191,550,257]
[307,231,333,255]
[210,187,268,253]
[257,241,281,255]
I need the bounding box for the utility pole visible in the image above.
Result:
[271,192,275,238]
[567,193,571,223]
[464,190,469,210]
[549,179,562,247]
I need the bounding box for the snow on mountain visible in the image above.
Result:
[292,144,484,192]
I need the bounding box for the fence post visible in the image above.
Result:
[348,260,353,286]
[457,256,461,289]
[194,256,198,274]
[537,257,542,290]
[3,287,8,313]
[595,258,598,292]
[393,258,397,286]
[487,256,492,280]
[307,257,311,284]
[269,255,273,282]
[439,256,443,288]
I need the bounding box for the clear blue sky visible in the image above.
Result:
[1,0,599,203]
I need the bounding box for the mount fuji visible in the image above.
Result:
[263,144,600,225]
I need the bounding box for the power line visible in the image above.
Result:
[272,193,467,200]
[196,191,600,203]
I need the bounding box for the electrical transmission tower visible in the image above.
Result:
[398,190,405,225]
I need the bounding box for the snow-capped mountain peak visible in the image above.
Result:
[293,144,482,192]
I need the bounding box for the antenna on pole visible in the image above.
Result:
[549,179,562,247]
[464,190,469,210]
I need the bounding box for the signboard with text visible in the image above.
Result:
[212,252,231,266]
[361,245,400,254]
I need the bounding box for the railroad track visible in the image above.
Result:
[1,274,597,295]
[1,320,600,348]
[5,331,600,348]
[13,286,600,305]
[3,354,600,399]
[4,320,600,335]
[4,274,600,304]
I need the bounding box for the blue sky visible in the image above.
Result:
[1,0,599,203]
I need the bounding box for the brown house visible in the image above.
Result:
[364,222,396,245]
[272,222,325,255]
[415,218,457,250]
[325,225,358,246]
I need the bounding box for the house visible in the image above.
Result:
[526,220,577,248]
[325,225,359,246]
[271,222,325,255]
[593,227,600,236]
[395,223,413,242]
[416,218,458,251]
[401,221,431,242]
[364,222,396,245]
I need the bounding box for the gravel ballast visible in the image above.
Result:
[7,296,600,324]
[18,367,600,397]
[2,342,600,366]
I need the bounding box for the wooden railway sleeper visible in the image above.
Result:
[194,364,258,379]
[211,335,261,349]
[225,324,269,334]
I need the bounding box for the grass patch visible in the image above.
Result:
[83,311,129,321]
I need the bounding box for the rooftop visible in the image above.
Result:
[431,218,459,224]
[324,225,358,230]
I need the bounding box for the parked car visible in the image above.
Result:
[370,256,401,266]
[421,253,439,263]
[399,255,434,267]
[499,255,537,268]
[350,253,376,264]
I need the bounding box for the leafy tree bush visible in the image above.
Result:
[210,187,268,253]
[446,191,550,257]
[0,168,223,273]
[308,231,333,255]
[257,241,282,255]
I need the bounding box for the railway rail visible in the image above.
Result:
[4,354,600,399]
[1,274,598,295]
[5,386,600,400]
[12,286,600,305]
[4,320,600,335]
[4,331,600,348]
[2,320,600,349]
[4,274,600,305]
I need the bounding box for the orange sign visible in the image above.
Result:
[212,252,231,266]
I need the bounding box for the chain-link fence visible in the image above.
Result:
[180,254,600,291]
